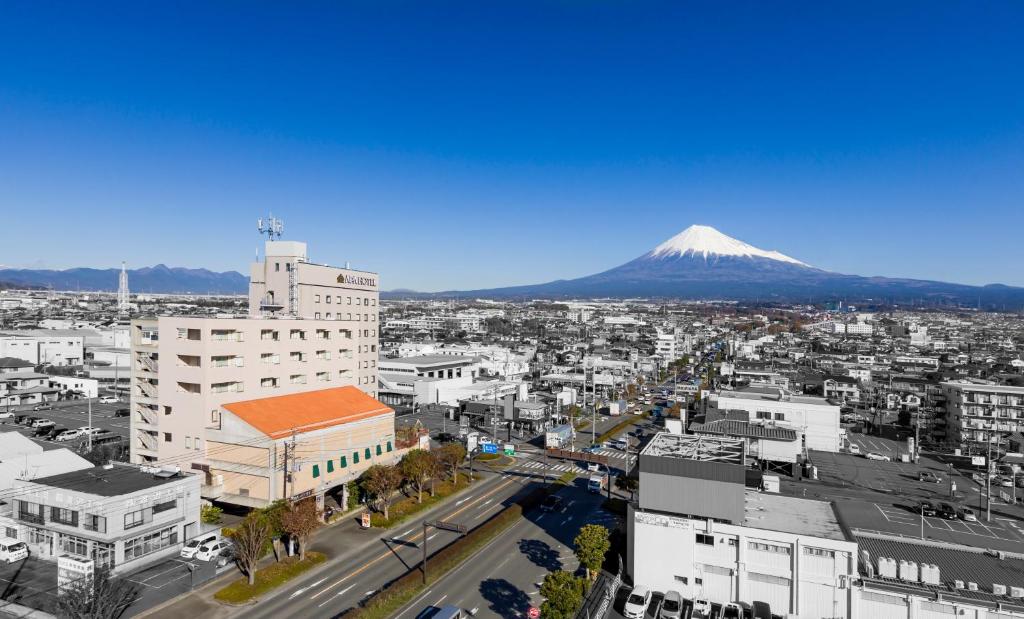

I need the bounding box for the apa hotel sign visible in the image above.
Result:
[338,273,377,287]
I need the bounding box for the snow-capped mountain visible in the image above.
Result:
[649,224,809,266]
[411,224,1024,307]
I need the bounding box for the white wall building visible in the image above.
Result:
[710,389,842,452]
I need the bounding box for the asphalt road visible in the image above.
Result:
[392,477,615,619]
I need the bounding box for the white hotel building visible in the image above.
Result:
[130,240,380,480]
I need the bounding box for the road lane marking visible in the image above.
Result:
[289,576,328,599]
[309,477,517,600]
[316,583,356,607]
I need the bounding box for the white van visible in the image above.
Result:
[848,443,860,455]
[0,539,28,563]
[181,533,220,559]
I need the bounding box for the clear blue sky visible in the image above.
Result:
[1,2,1022,291]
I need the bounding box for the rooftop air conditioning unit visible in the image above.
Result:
[877,557,898,579]
[1009,587,1024,598]
[968,582,978,591]
[954,580,965,590]
[993,584,1007,596]
[898,560,919,582]
[920,564,941,585]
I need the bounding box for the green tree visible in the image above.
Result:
[574,524,611,580]
[436,442,467,480]
[362,464,403,519]
[539,570,587,619]
[400,449,436,503]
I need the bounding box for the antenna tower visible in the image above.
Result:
[117,262,130,315]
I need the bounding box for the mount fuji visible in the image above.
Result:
[428,225,1024,307]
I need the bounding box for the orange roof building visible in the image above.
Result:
[221,386,394,439]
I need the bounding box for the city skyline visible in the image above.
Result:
[2,2,1022,290]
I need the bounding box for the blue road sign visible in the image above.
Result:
[482,443,498,454]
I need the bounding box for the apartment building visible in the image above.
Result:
[0,331,84,366]
[130,239,380,479]
[943,382,1024,453]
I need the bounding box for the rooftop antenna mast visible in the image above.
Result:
[257,214,285,241]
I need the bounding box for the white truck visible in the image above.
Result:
[588,474,606,494]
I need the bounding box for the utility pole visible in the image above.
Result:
[87,395,93,451]
[987,437,993,523]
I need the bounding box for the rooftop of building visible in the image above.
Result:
[641,432,745,464]
[743,490,848,541]
[222,386,393,440]
[25,462,190,497]
[942,381,1024,394]
[857,534,1024,611]
[691,419,798,442]
[715,387,834,407]
[379,355,479,367]
[0,357,34,369]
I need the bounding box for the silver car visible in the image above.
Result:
[659,590,683,619]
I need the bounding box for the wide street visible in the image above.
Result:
[142,416,648,619]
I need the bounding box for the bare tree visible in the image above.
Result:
[231,513,271,585]
[280,499,322,561]
[57,566,138,619]
[362,464,403,520]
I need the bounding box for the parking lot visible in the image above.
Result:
[0,399,129,451]
[794,448,1024,553]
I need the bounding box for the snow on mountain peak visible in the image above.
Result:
[650,225,810,266]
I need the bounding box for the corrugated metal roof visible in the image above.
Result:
[691,419,797,441]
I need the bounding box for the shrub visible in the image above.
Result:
[200,503,223,524]
[214,552,326,604]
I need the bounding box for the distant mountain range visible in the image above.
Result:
[398,225,1024,308]
[0,264,248,295]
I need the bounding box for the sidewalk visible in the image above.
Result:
[136,468,504,618]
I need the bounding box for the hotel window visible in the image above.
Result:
[164,432,172,442]
[749,541,791,555]
[153,499,176,514]
[211,381,243,393]
[353,451,360,464]
[386,441,392,452]
[315,312,321,319]
[327,460,334,473]
[261,377,279,388]
[326,313,332,319]
[209,409,218,423]
[313,464,320,478]
[756,411,771,420]
[804,547,835,558]
[326,296,331,304]
[316,329,330,340]
[696,533,714,546]
[364,447,372,460]
[371,299,376,306]
[315,294,321,303]
[290,374,306,385]
[774,412,785,421]
[364,298,369,306]
[194,438,201,451]
[317,372,330,382]
[340,455,347,468]
[290,329,306,340]
[185,436,192,449]
[261,329,279,341]
[376,445,382,456]
[291,351,306,362]
[275,262,280,272]
[261,353,280,365]
[316,350,331,360]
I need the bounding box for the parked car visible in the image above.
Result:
[29,418,54,429]
[32,403,52,411]
[53,429,83,442]
[181,534,220,559]
[847,443,861,455]
[960,507,978,522]
[195,540,232,562]
[751,601,772,619]
[77,426,102,436]
[865,452,890,461]
[692,598,712,619]
[540,495,564,513]
[919,471,942,483]
[918,501,937,517]
[13,415,31,425]
[659,590,684,619]
[215,544,236,568]
[0,411,13,420]
[998,476,1014,487]
[936,503,958,520]
[113,408,130,418]
[723,602,753,619]
[623,586,652,619]
[98,396,119,404]
[0,539,28,564]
